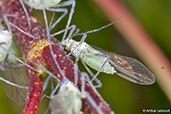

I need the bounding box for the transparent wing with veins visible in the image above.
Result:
[101,51,155,85]
[0,63,28,105]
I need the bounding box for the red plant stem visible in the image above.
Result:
[93,0,171,100]
[0,0,115,114]
[22,63,43,114]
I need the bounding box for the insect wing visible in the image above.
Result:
[0,63,28,105]
[102,51,155,85]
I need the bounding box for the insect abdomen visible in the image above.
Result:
[80,52,115,74]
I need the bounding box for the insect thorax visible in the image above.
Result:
[62,39,86,58]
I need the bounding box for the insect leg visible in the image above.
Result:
[91,54,109,81]
[51,24,76,38]
[3,49,58,88]
[81,60,102,88]
[66,24,77,40]
[77,16,123,36]
[51,0,76,29]
[84,92,104,114]
[44,107,49,114]
[60,0,76,43]
[42,83,60,101]
[18,0,32,32]
[42,9,67,81]
[71,27,80,37]
[48,12,55,31]
[50,77,55,91]
[80,73,104,114]
[47,8,67,31]
[43,77,56,114]
[0,45,43,77]
[50,83,61,98]
[47,0,76,44]
[74,63,79,86]
[43,75,51,91]
[21,57,61,82]
[81,72,98,92]
[0,66,29,105]
[41,83,61,114]
[3,14,38,39]
[0,77,28,89]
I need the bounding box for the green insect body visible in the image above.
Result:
[62,39,116,74]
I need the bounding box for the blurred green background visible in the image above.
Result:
[0,0,170,114]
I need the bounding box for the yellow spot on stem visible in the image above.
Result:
[138,74,142,77]
[30,16,38,23]
[54,54,57,58]
[26,40,54,77]
[32,27,38,32]
[57,73,61,78]
[58,54,62,57]
[98,102,103,108]
[35,105,38,109]
[61,60,64,63]
[27,40,53,60]
[63,67,67,70]
[62,70,66,75]
[34,93,37,97]
[34,82,39,86]
[24,27,28,31]
[126,66,132,70]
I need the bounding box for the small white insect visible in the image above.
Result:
[50,81,84,114]
[49,71,104,114]
[0,27,12,62]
